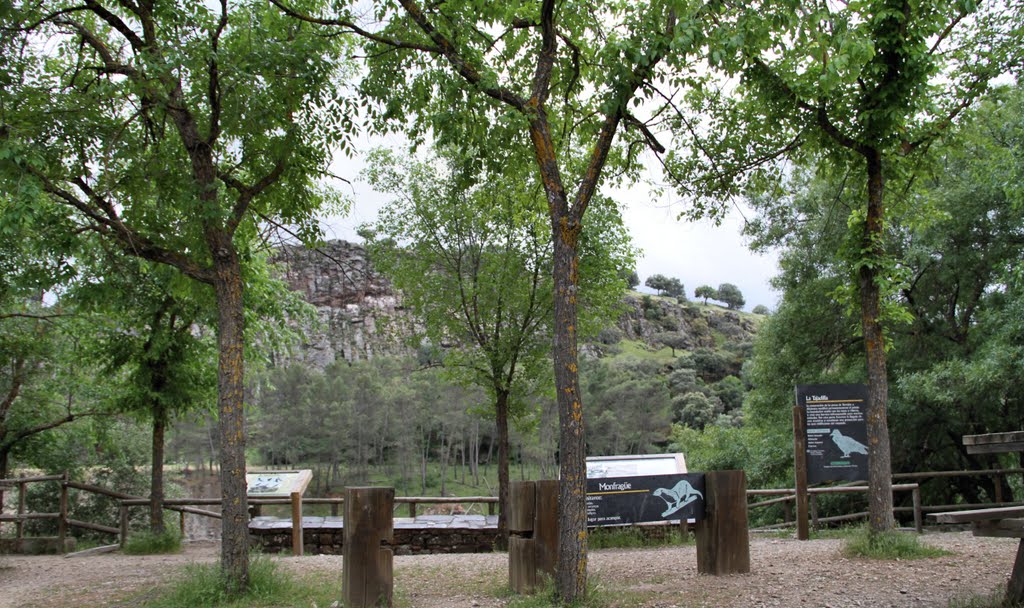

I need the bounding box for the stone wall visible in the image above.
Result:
[249,515,499,555]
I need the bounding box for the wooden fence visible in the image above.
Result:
[3,467,1022,553]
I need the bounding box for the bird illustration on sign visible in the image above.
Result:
[652,480,703,517]
[830,429,869,458]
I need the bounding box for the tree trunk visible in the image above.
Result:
[861,149,895,533]
[150,402,167,535]
[495,388,511,549]
[551,216,588,601]
[209,234,250,591]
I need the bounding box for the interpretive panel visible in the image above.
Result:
[245,469,313,497]
[796,384,869,484]
[586,473,705,526]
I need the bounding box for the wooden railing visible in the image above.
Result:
[4,467,1022,552]
[746,468,1024,531]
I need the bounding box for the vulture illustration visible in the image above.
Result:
[652,480,703,517]
[830,429,868,458]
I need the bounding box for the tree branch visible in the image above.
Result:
[269,0,443,52]
[207,0,228,146]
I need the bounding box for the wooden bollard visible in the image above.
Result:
[696,470,750,575]
[508,480,558,593]
[343,487,394,607]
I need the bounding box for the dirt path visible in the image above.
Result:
[0,532,1015,607]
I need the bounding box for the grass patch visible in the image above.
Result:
[948,588,1024,608]
[141,556,339,608]
[588,525,692,550]
[497,576,646,608]
[122,528,182,555]
[842,527,951,560]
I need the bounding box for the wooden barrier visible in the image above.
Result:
[696,470,750,575]
[508,480,558,593]
[343,487,394,608]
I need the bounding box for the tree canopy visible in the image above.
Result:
[1,0,350,589]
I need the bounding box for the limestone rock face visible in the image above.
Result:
[271,240,413,367]
[271,240,759,368]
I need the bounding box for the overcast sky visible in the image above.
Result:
[319,144,781,312]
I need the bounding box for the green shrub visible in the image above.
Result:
[842,528,951,560]
[123,528,182,555]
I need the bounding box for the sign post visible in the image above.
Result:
[793,405,810,541]
[794,384,869,538]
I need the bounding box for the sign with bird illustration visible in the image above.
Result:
[586,473,706,526]
[796,384,870,484]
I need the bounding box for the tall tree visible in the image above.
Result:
[744,85,1024,513]
[678,0,1024,533]
[1,1,348,589]
[269,2,724,597]
[365,147,633,546]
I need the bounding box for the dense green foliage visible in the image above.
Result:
[742,84,1024,514]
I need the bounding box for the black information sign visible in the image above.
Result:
[586,473,705,526]
[797,384,869,484]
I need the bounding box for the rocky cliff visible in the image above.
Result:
[271,240,412,366]
[272,240,760,367]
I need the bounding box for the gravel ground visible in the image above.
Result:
[0,531,1015,607]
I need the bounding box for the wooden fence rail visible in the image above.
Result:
[3,467,1022,553]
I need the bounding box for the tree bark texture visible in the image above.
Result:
[495,388,511,550]
[209,233,250,590]
[861,150,895,532]
[551,217,588,602]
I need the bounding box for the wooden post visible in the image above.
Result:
[1008,540,1024,604]
[57,473,68,553]
[291,491,303,557]
[912,486,923,534]
[696,470,750,575]
[16,481,26,541]
[810,493,819,530]
[120,504,129,548]
[782,497,792,524]
[343,487,394,608]
[179,510,186,537]
[533,480,559,577]
[793,405,810,540]
[508,481,537,593]
[408,502,416,518]
[331,501,339,517]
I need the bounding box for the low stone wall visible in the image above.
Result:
[249,514,500,555]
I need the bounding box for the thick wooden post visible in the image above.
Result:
[509,481,537,593]
[343,487,394,608]
[57,474,69,553]
[793,406,810,540]
[508,480,559,593]
[696,470,750,575]
[179,510,186,537]
[291,491,304,556]
[1008,540,1024,603]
